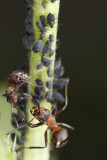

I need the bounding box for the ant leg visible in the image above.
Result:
[12,134,17,152]
[11,105,19,127]
[7,118,35,135]
[15,127,49,152]
[53,79,69,117]
[14,104,28,122]
[46,96,56,115]
[28,122,44,128]
[15,81,25,91]
[17,91,40,109]
[58,123,75,131]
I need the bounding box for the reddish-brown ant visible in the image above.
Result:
[4,70,44,124]
[7,79,74,150]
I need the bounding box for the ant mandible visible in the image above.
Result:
[8,78,74,150]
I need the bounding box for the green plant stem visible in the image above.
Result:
[23,1,60,160]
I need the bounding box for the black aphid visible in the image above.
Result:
[13,59,29,72]
[32,40,43,53]
[32,95,42,106]
[25,16,31,24]
[42,40,52,54]
[34,86,44,96]
[42,1,47,8]
[26,8,31,17]
[40,15,47,27]
[41,56,52,67]
[55,66,64,78]
[25,24,34,34]
[46,81,52,89]
[49,50,54,57]
[35,78,43,86]
[23,34,34,49]
[54,59,61,70]
[51,0,57,3]
[53,91,65,102]
[54,78,68,90]
[47,67,53,77]
[21,133,26,142]
[47,13,55,28]
[46,91,53,101]
[36,21,44,30]
[40,32,46,39]
[37,63,44,70]
[24,0,32,8]
[49,34,54,42]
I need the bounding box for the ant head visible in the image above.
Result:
[8,71,28,85]
[30,106,39,117]
[51,128,69,149]
[30,106,51,123]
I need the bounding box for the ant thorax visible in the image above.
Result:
[8,71,29,85]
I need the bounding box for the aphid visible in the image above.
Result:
[53,91,64,102]
[47,67,53,77]
[21,132,26,142]
[40,15,47,27]
[55,66,64,78]
[26,8,31,17]
[8,79,74,150]
[32,40,43,53]
[25,16,31,24]
[49,34,54,42]
[46,91,53,101]
[49,50,54,57]
[47,13,55,28]
[46,81,52,89]
[36,21,44,30]
[41,56,52,67]
[51,0,57,3]
[37,63,44,70]
[42,1,47,8]
[23,34,34,49]
[24,0,32,8]
[54,78,68,90]
[42,40,52,54]
[13,60,29,72]
[40,32,46,39]
[36,22,47,39]
[35,78,43,86]
[54,59,65,78]
[54,59,61,71]
[25,24,34,34]
[34,86,44,96]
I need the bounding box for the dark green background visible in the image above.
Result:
[0,0,107,160]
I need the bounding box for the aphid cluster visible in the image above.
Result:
[22,0,57,80]
[23,0,34,49]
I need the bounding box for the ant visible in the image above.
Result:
[7,79,74,150]
[4,70,44,125]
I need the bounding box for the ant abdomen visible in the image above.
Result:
[51,128,68,149]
